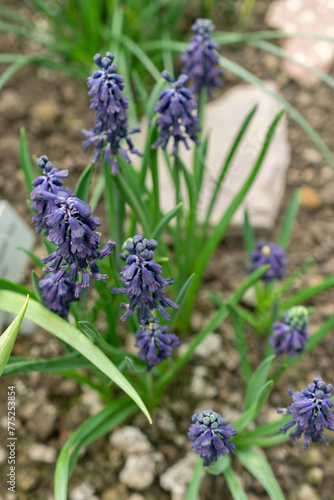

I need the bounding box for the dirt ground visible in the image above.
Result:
[1,1,334,499]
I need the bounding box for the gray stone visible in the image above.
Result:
[119,452,164,490]
[70,483,97,500]
[81,386,104,416]
[266,0,334,86]
[190,366,218,398]
[145,82,290,231]
[28,444,57,463]
[109,426,152,457]
[160,452,200,500]
[0,89,27,121]
[289,484,320,500]
[194,333,222,358]
[307,467,324,486]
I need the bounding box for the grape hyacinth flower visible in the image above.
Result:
[30,155,72,233]
[250,241,287,282]
[152,70,200,156]
[188,409,237,467]
[134,317,181,371]
[180,18,223,97]
[270,306,309,357]
[277,376,334,449]
[82,52,142,175]
[111,235,179,324]
[39,274,77,318]
[37,190,115,297]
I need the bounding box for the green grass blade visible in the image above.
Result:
[226,303,252,381]
[151,203,183,240]
[74,163,94,203]
[0,279,35,300]
[17,247,43,268]
[31,270,42,303]
[185,456,203,500]
[223,467,248,500]
[243,209,255,264]
[19,128,35,194]
[3,353,91,376]
[278,191,300,249]
[237,449,285,500]
[281,275,334,311]
[217,54,334,168]
[172,273,195,323]
[0,295,29,376]
[212,30,334,45]
[244,355,275,410]
[0,291,151,423]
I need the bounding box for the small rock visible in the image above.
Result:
[302,148,322,165]
[299,186,322,210]
[70,483,96,500]
[110,426,152,457]
[190,366,217,398]
[81,386,104,416]
[30,99,60,134]
[28,444,57,463]
[289,484,320,500]
[0,136,19,158]
[17,469,38,491]
[101,485,128,500]
[194,333,222,358]
[155,408,176,433]
[119,452,164,490]
[241,286,256,307]
[27,403,57,440]
[160,452,199,500]
[307,467,323,486]
[0,89,27,121]
[128,494,145,500]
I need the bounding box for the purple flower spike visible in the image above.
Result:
[30,155,73,233]
[111,234,179,324]
[180,18,223,97]
[270,306,309,357]
[82,52,142,174]
[277,376,334,449]
[250,241,287,282]
[188,409,237,467]
[135,317,181,371]
[37,190,115,297]
[39,274,77,318]
[152,71,200,156]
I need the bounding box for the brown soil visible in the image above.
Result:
[1,1,334,499]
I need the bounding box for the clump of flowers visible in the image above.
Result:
[277,376,334,449]
[152,70,200,156]
[250,241,287,282]
[134,317,180,371]
[180,18,223,97]
[188,409,237,467]
[39,274,77,318]
[112,234,179,324]
[82,52,142,175]
[270,306,309,357]
[37,190,115,297]
[30,155,72,233]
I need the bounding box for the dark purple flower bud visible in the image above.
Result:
[152,71,200,156]
[180,18,223,97]
[39,274,77,318]
[30,155,72,234]
[277,376,334,449]
[38,190,116,296]
[270,306,309,357]
[188,409,237,467]
[250,241,287,282]
[82,52,143,174]
[111,234,179,324]
[134,317,181,371]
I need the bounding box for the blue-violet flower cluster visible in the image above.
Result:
[152,70,200,155]
[82,52,142,175]
[134,317,181,371]
[30,155,72,233]
[39,274,77,318]
[37,190,115,297]
[112,234,179,324]
[180,18,223,97]
[277,376,334,449]
[250,241,287,282]
[270,306,309,357]
[188,409,237,467]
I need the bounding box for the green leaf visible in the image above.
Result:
[244,355,275,410]
[278,191,300,249]
[151,202,183,240]
[237,432,289,448]
[17,247,43,268]
[74,163,94,203]
[242,415,291,439]
[243,209,255,263]
[0,279,36,300]
[0,295,29,376]
[185,456,203,500]
[234,380,273,433]
[2,353,91,376]
[19,128,35,194]
[31,270,42,303]
[55,398,135,500]
[223,467,248,500]
[237,449,285,500]
[186,110,284,316]
[172,273,195,322]
[226,303,252,381]
[206,454,231,476]
[0,291,151,423]
[282,274,334,311]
